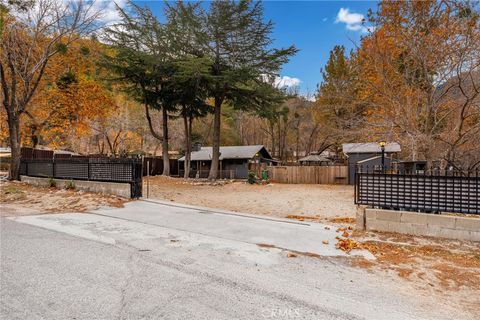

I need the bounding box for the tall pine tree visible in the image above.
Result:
[173,0,297,179]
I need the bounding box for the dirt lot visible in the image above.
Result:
[2,177,479,299]
[0,181,127,216]
[145,176,356,220]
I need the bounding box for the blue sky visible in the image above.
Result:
[102,1,378,97]
[262,1,378,97]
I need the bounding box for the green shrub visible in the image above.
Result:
[65,180,75,190]
[247,171,256,184]
[47,177,56,188]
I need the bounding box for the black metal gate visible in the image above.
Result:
[355,167,480,214]
[20,158,143,198]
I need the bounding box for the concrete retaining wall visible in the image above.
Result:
[360,208,480,242]
[20,176,131,198]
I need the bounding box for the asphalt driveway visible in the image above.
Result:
[0,200,473,320]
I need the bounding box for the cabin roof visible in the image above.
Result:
[342,142,401,154]
[178,145,271,161]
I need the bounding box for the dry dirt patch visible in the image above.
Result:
[145,176,356,220]
[0,181,127,215]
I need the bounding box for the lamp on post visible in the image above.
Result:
[379,141,386,171]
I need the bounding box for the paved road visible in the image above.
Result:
[0,201,473,320]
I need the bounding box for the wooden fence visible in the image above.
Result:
[267,166,348,184]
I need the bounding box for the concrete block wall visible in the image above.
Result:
[363,208,480,242]
[21,176,131,198]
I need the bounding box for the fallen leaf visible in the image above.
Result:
[322,240,329,245]
[257,243,275,248]
[329,217,356,224]
[287,252,298,258]
[335,238,360,253]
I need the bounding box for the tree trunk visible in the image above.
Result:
[277,122,283,163]
[208,97,222,180]
[268,120,276,157]
[296,125,300,161]
[183,113,192,179]
[161,107,170,176]
[7,112,21,180]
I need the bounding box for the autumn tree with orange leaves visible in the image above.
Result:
[25,39,113,151]
[0,0,100,180]
[357,0,480,169]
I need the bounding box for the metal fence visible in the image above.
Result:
[20,158,143,198]
[355,166,480,214]
[21,147,54,159]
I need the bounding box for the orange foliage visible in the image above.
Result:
[24,38,114,150]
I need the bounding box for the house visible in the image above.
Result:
[178,145,275,179]
[342,142,401,184]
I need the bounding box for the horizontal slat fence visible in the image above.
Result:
[20,158,143,198]
[267,166,348,184]
[355,168,480,214]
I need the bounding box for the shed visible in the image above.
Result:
[342,142,401,184]
[178,145,274,179]
[298,154,332,166]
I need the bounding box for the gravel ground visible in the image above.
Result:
[145,176,356,220]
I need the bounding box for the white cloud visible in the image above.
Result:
[304,94,316,102]
[336,8,364,25]
[346,23,363,31]
[11,0,119,31]
[275,76,301,88]
[322,17,328,22]
[91,0,128,25]
[335,8,370,33]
